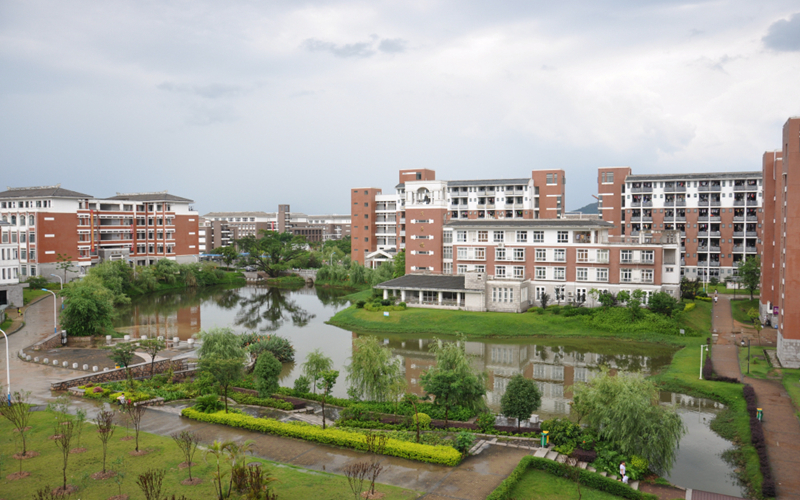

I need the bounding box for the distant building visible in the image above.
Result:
[0,220,24,307]
[0,185,199,282]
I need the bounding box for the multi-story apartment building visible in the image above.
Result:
[597,168,763,281]
[0,220,23,307]
[761,117,800,368]
[0,185,199,282]
[377,220,680,313]
[352,168,567,268]
[200,207,351,252]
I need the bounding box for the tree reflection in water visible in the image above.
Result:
[234,287,316,332]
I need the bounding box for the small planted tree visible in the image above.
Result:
[139,338,167,379]
[136,468,165,500]
[540,292,550,309]
[110,343,139,387]
[254,351,282,398]
[95,410,115,474]
[748,308,764,346]
[404,393,423,443]
[344,462,371,500]
[500,374,542,430]
[199,327,246,413]
[0,390,33,458]
[738,255,761,300]
[627,289,645,320]
[53,420,76,495]
[171,431,201,484]
[111,456,127,498]
[319,369,339,430]
[126,402,147,453]
[346,336,401,402]
[71,408,87,453]
[205,439,233,500]
[302,349,333,394]
[365,432,388,496]
[56,253,75,284]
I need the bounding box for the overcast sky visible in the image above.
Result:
[1,1,799,214]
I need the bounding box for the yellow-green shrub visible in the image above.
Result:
[181,407,461,466]
[413,412,432,429]
[684,303,696,312]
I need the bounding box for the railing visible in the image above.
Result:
[709,246,720,252]
[734,200,745,206]
[664,260,676,265]
[746,215,758,221]
[641,216,653,222]
[676,200,686,206]
[733,231,744,237]
[643,201,653,207]
[698,231,708,237]
[631,201,642,207]
[733,216,745,222]
[631,187,653,193]
[746,246,757,253]
[710,200,721,206]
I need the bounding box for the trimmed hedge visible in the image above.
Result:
[743,385,776,497]
[486,456,658,500]
[227,390,294,411]
[181,407,462,466]
[702,352,741,384]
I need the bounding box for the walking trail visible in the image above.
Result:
[711,295,800,499]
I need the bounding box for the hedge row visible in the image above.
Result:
[702,352,741,384]
[743,385,776,497]
[486,456,658,500]
[227,391,295,411]
[181,407,462,466]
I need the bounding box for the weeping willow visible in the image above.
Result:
[345,336,401,401]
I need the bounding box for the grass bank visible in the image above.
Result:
[0,411,420,500]
[507,469,626,500]
[23,283,62,305]
[126,271,245,297]
[738,345,778,379]
[781,368,800,422]
[731,299,759,325]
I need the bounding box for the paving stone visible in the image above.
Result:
[555,454,567,463]
[545,450,559,460]
[630,480,639,491]
[599,471,607,477]
[587,466,596,472]
[578,461,587,469]
[533,448,548,458]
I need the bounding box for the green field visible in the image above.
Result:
[782,368,800,422]
[507,468,625,500]
[738,345,777,379]
[730,299,759,325]
[0,411,420,500]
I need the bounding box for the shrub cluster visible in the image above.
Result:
[683,302,696,312]
[743,385,775,497]
[570,448,598,463]
[695,296,713,302]
[486,456,657,500]
[181,407,462,466]
[227,391,294,411]
[240,333,295,363]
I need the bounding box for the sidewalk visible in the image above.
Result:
[710,296,800,499]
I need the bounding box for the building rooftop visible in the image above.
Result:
[375,274,466,291]
[626,171,761,182]
[0,184,92,199]
[107,191,194,203]
[203,211,274,219]
[446,178,531,187]
[445,219,613,229]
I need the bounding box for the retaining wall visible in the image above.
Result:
[50,359,186,391]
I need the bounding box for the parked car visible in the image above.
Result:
[245,266,256,272]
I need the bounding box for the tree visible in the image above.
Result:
[627,289,645,320]
[738,256,761,300]
[55,253,75,285]
[403,394,423,443]
[236,230,309,277]
[254,351,282,398]
[126,402,147,452]
[199,327,247,412]
[571,370,685,474]
[140,338,166,379]
[205,440,234,500]
[54,420,75,494]
[346,336,401,401]
[616,290,631,304]
[344,462,370,500]
[648,291,679,317]
[95,410,116,474]
[421,338,487,427]
[110,343,139,387]
[393,250,406,279]
[596,291,617,308]
[680,277,702,300]
[213,245,240,268]
[0,390,33,457]
[319,370,339,430]
[171,431,201,483]
[302,349,333,394]
[540,292,550,309]
[500,374,542,430]
[748,308,764,346]
[59,276,116,337]
[136,468,166,500]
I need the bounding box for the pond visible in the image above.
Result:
[114,285,744,496]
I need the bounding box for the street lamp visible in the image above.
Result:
[50,274,63,290]
[42,289,58,334]
[1,327,9,405]
[699,344,709,380]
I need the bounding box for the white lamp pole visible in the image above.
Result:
[50,274,63,289]
[699,345,708,380]
[42,289,58,334]
[1,327,9,405]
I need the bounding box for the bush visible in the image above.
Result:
[244,334,295,363]
[541,418,581,448]
[683,302,696,312]
[536,308,545,315]
[194,394,224,413]
[697,290,708,298]
[293,375,311,394]
[413,413,432,430]
[571,448,597,463]
[454,431,475,455]
[227,391,293,411]
[696,296,713,302]
[254,351,282,398]
[743,385,775,497]
[356,300,366,309]
[398,302,407,308]
[476,411,496,433]
[526,307,541,314]
[181,407,462,466]
[548,305,562,315]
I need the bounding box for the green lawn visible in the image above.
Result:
[0,412,420,500]
[0,316,11,331]
[781,368,800,421]
[738,345,778,379]
[23,284,62,305]
[507,469,624,499]
[730,299,759,325]
[704,284,758,296]
[681,300,712,333]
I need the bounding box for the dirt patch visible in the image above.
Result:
[120,436,134,441]
[6,471,31,481]
[91,471,118,480]
[70,447,87,454]
[52,485,79,496]
[129,449,150,456]
[12,426,33,433]
[108,496,129,500]
[639,482,686,500]
[361,491,386,499]
[13,451,40,460]
[181,477,203,486]
[178,461,197,470]
[49,434,64,440]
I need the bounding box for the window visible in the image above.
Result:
[29,215,34,226]
[457,247,467,259]
[535,267,546,280]
[554,268,566,280]
[597,268,608,281]
[495,247,506,261]
[495,266,507,278]
[476,248,485,260]
[443,247,453,259]
[557,231,568,243]
[493,231,504,242]
[516,231,527,243]
[513,248,524,261]
[621,250,633,263]
[513,266,524,278]
[554,249,566,262]
[597,249,609,263]
[546,173,557,184]
[642,269,654,283]
[443,262,453,274]
[533,231,544,242]
[535,286,546,300]
[554,286,565,301]
[478,231,488,242]
[28,232,35,243]
[642,250,654,263]
[475,265,486,272]
[577,249,588,262]
[492,287,514,303]
[457,231,467,243]
[535,249,546,261]
[606,172,614,183]
[443,231,452,244]
[621,269,632,282]
[577,268,588,281]
[457,264,467,274]
[576,288,587,303]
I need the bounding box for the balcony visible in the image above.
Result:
[733,216,745,222]
[734,200,745,206]
[631,201,642,207]
[746,246,757,253]
[698,231,709,237]
[709,246,720,252]
[733,231,744,237]
[631,186,653,193]
[710,200,721,206]
[642,201,653,207]
[665,185,687,192]
[675,200,686,206]
[746,215,758,221]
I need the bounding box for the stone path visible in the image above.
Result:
[711,295,800,499]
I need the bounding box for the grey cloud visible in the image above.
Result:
[302,38,375,58]
[157,82,243,99]
[762,13,800,52]
[378,38,407,53]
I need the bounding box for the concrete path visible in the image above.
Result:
[711,295,800,499]
[1,296,534,500]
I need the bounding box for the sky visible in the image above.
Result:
[1,1,799,214]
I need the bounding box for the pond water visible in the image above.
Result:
[114,285,743,496]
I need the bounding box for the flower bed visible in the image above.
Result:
[181,407,462,466]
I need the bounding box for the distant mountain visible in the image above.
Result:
[570,201,599,214]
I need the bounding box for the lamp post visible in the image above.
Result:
[699,344,709,380]
[1,327,9,405]
[50,274,63,290]
[42,289,58,334]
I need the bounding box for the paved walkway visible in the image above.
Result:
[711,295,800,499]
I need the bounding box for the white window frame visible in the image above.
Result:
[554,249,566,262]
[621,268,632,283]
[495,247,506,261]
[513,248,525,261]
[535,248,546,262]
[554,267,566,281]
[557,231,569,243]
[513,266,525,278]
[533,231,544,243]
[493,230,504,242]
[516,231,528,243]
[576,268,588,281]
[535,267,546,280]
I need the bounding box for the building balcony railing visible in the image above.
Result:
[641,216,653,222]
[710,200,721,206]
[734,200,745,206]
[630,201,642,207]
[675,200,686,206]
[733,216,745,222]
[733,246,743,252]
[664,259,676,265]
[665,186,687,192]
[698,261,721,267]
[746,215,758,221]
[631,187,653,193]
[698,231,708,237]
[746,246,757,253]
[733,231,744,237]
[709,246,720,252]
[620,258,655,265]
